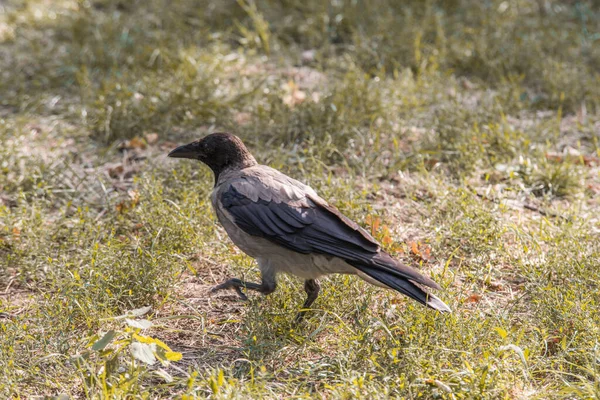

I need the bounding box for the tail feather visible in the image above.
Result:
[352,263,451,313]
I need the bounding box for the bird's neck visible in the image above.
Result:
[212,155,257,186]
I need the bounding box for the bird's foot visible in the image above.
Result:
[233,286,248,301]
[293,310,308,325]
[211,277,276,302]
[292,279,320,325]
[211,278,261,301]
[211,282,248,301]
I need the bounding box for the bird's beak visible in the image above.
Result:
[168,143,198,160]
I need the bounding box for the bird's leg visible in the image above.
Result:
[211,277,276,300]
[294,279,321,323]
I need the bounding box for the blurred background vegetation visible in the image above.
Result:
[1,0,599,398]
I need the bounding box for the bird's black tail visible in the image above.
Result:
[350,262,452,313]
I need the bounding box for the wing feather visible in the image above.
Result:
[219,172,440,290]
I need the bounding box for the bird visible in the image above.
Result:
[168,133,451,321]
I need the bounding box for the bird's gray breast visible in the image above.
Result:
[211,189,265,258]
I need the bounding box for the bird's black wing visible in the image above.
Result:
[221,183,377,255]
[219,178,441,290]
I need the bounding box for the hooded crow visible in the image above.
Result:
[169,133,451,320]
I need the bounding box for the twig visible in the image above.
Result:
[4,278,15,294]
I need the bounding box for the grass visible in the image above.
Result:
[1,0,599,398]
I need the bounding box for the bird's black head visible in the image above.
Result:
[168,133,257,183]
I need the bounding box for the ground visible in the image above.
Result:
[0,0,599,398]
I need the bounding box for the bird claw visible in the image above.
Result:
[293,310,307,325]
[210,283,227,293]
[234,286,248,301]
[210,283,248,301]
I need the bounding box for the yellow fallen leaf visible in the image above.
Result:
[165,351,183,361]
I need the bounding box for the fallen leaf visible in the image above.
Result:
[409,241,420,257]
[494,327,508,339]
[108,165,124,178]
[487,280,504,291]
[120,137,147,150]
[164,351,183,361]
[145,132,159,144]
[466,293,482,303]
[128,190,140,205]
[406,241,434,262]
[129,137,146,149]
[423,246,432,260]
[116,202,126,213]
[372,218,381,234]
